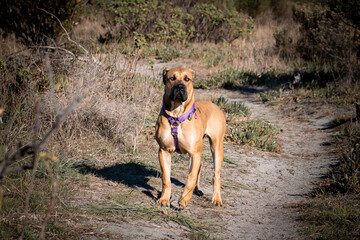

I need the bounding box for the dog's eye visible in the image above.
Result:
[184,76,191,82]
[169,76,175,81]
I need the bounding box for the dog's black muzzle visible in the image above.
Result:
[170,83,188,102]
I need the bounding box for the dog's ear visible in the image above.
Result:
[162,69,169,85]
[188,69,195,80]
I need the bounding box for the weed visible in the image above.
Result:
[330,115,352,128]
[328,143,360,194]
[260,89,282,103]
[195,69,243,89]
[211,96,228,109]
[0,156,82,238]
[212,96,251,117]
[223,157,241,167]
[226,102,251,117]
[302,196,360,240]
[226,118,280,152]
[312,122,360,196]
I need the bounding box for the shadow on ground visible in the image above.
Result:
[75,162,185,200]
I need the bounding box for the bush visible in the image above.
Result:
[0,0,80,45]
[287,3,360,83]
[105,0,253,44]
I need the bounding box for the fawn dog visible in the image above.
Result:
[155,68,226,209]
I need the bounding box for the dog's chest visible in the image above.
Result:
[157,122,196,153]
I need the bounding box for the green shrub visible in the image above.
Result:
[212,96,228,109]
[105,0,253,43]
[0,0,80,44]
[195,69,242,89]
[291,3,360,83]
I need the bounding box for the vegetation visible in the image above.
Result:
[305,121,360,238]
[105,0,253,43]
[212,96,279,152]
[302,196,360,240]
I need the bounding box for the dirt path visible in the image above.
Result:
[72,63,338,239]
[193,88,337,239]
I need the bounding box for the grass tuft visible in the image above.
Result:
[212,96,251,117]
[302,196,360,240]
[212,96,279,152]
[226,118,280,152]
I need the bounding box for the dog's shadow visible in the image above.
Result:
[75,161,185,201]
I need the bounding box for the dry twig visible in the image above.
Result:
[38,8,100,64]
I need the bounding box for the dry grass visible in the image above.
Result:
[0,30,163,237]
[232,11,301,73]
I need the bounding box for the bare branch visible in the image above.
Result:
[37,8,89,56]
[37,8,100,65]
[0,95,82,181]
[30,46,76,59]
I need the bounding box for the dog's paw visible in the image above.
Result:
[157,198,170,207]
[178,198,190,209]
[212,196,223,207]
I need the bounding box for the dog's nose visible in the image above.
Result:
[170,82,188,101]
[174,83,186,91]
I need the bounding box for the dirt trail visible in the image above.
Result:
[194,88,337,239]
[73,63,338,239]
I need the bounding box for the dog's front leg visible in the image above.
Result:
[178,152,201,209]
[157,148,172,207]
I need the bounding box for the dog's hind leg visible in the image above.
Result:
[209,136,224,206]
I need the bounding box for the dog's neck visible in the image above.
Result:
[163,95,195,118]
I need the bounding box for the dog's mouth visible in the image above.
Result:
[170,83,188,102]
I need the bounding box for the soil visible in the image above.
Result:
[70,63,341,239]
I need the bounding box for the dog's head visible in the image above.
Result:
[162,68,195,103]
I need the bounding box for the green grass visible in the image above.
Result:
[212,96,251,117]
[226,118,280,152]
[194,69,248,89]
[259,89,282,103]
[302,196,360,240]
[305,121,360,239]
[212,96,279,152]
